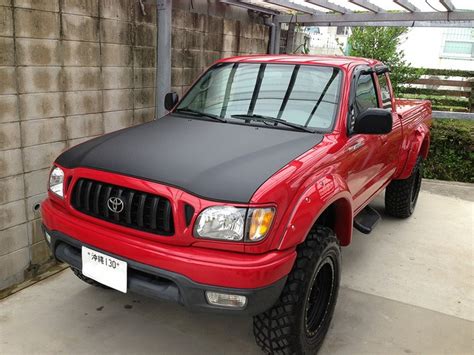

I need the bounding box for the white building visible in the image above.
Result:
[304,26,473,70]
[399,27,473,70]
[304,26,350,56]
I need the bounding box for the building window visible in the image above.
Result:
[336,26,349,36]
[441,28,474,59]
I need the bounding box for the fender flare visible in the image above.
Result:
[397,125,430,180]
[276,174,353,250]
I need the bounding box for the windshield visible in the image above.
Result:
[176,63,343,131]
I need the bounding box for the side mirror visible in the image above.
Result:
[353,108,392,135]
[164,92,179,111]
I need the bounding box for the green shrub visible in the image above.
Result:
[398,93,469,109]
[421,68,474,78]
[430,105,469,113]
[424,119,474,183]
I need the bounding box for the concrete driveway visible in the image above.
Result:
[1,180,473,354]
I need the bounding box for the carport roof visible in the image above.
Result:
[219,0,474,26]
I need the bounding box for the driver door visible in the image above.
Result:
[345,67,386,211]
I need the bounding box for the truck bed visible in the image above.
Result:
[395,98,432,120]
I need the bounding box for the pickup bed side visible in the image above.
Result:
[394,99,432,179]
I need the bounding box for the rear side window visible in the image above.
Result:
[354,73,378,115]
[378,74,392,109]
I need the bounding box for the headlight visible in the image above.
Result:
[194,206,246,241]
[49,166,64,198]
[194,206,275,242]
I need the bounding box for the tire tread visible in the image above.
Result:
[253,226,339,354]
[385,157,423,218]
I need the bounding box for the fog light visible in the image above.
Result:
[205,291,247,309]
[45,231,51,244]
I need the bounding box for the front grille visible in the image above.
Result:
[71,178,174,236]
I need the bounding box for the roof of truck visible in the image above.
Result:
[218,54,381,68]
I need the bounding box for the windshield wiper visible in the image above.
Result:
[175,108,227,122]
[231,114,315,133]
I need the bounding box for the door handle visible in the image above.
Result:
[381,135,388,145]
[347,139,364,152]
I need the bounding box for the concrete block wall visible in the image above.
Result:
[0,0,157,291]
[171,4,269,97]
[0,0,269,292]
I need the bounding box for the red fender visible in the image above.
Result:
[276,174,353,250]
[397,125,430,180]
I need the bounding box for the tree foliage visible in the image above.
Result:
[347,27,423,94]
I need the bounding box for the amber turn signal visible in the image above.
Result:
[247,207,275,242]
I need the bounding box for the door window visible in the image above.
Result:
[354,73,378,116]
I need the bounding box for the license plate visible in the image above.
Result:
[82,246,127,293]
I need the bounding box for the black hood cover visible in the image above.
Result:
[56,114,323,202]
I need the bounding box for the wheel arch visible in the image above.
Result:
[277,176,353,250]
[397,126,430,180]
[314,197,352,246]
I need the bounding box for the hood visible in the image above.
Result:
[56,114,323,203]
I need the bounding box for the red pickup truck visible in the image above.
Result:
[41,55,431,354]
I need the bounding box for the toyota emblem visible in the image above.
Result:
[107,197,124,213]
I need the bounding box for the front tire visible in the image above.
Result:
[253,226,341,354]
[385,157,423,218]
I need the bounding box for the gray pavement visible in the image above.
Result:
[1,180,473,354]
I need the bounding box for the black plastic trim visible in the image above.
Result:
[70,178,174,236]
[184,204,194,227]
[354,205,381,234]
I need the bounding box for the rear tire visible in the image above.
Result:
[253,226,341,354]
[71,267,109,289]
[385,157,423,218]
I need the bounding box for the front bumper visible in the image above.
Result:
[44,226,287,315]
[41,198,296,289]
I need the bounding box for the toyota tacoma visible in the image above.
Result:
[41,55,431,354]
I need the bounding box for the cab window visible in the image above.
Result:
[378,74,392,109]
[177,63,343,131]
